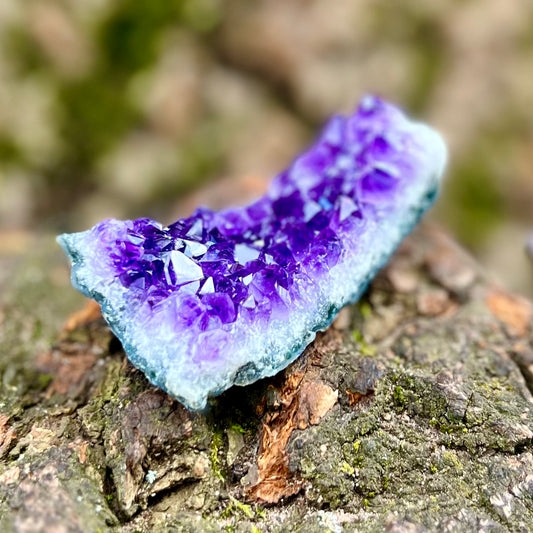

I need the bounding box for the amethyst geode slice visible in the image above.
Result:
[58,96,446,410]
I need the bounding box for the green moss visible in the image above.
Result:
[220,496,261,520]
[358,302,373,320]
[0,134,23,165]
[351,443,365,468]
[57,79,138,167]
[36,373,53,391]
[352,330,363,343]
[352,330,377,357]
[210,430,225,481]
[341,461,355,476]
[228,423,248,435]
[99,0,181,77]
[393,385,407,409]
[442,451,463,472]
[4,25,46,75]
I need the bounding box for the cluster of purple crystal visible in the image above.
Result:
[107,98,415,329]
[58,96,446,409]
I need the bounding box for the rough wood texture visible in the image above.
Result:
[1,225,533,532]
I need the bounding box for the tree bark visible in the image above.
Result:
[1,225,533,532]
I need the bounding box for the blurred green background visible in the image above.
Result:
[1,0,533,295]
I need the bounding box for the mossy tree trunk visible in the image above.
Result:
[1,225,533,532]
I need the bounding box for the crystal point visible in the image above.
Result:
[58,96,447,410]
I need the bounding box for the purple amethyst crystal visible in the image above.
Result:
[58,96,446,410]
